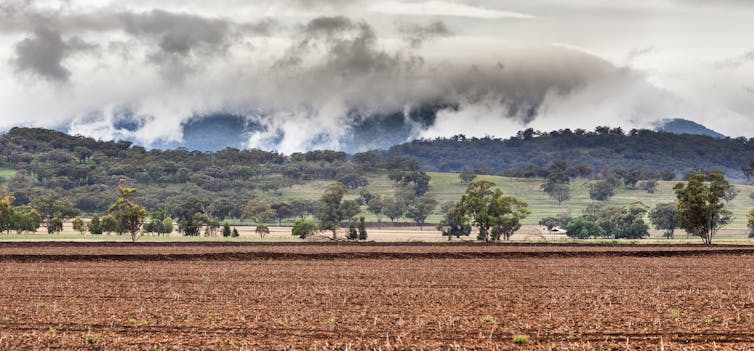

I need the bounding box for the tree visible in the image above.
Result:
[162,217,174,236]
[242,201,276,225]
[231,227,239,237]
[318,183,359,239]
[292,220,318,239]
[107,181,148,242]
[222,223,231,237]
[101,214,118,234]
[290,200,319,220]
[589,180,617,201]
[542,183,571,207]
[0,195,14,234]
[405,196,438,230]
[366,196,384,228]
[640,180,659,194]
[9,205,41,233]
[88,215,102,234]
[674,173,731,245]
[747,209,754,238]
[358,216,367,240]
[30,193,80,234]
[347,222,358,240]
[437,204,471,240]
[459,171,477,184]
[271,202,295,226]
[566,218,606,239]
[723,185,739,203]
[48,216,63,234]
[72,216,86,235]
[489,196,530,241]
[649,203,678,239]
[255,224,270,238]
[457,180,497,241]
[538,217,560,232]
[454,180,529,242]
[383,197,405,222]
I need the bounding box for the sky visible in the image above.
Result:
[0,0,753,153]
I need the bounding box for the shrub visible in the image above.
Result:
[292,220,318,239]
[566,218,606,239]
[513,335,529,345]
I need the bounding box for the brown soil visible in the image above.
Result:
[0,243,753,350]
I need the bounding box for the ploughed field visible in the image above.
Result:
[1,243,754,350]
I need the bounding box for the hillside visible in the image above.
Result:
[1,126,753,231]
[383,127,754,178]
[655,118,725,138]
[284,172,750,229]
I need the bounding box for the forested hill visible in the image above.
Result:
[383,127,753,178]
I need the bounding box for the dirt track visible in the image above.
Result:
[1,243,753,350]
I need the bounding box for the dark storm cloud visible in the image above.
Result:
[2,4,275,82]
[12,26,94,82]
[275,16,404,78]
[397,21,453,48]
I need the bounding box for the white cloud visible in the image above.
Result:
[368,1,533,19]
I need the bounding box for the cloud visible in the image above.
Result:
[12,26,94,82]
[2,1,753,153]
[397,21,453,48]
[369,1,534,19]
[715,50,754,70]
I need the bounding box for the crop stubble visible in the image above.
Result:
[0,243,753,350]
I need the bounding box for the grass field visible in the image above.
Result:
[262,172,754,229]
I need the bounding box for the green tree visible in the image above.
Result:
[457,180,497,241]
[231,227,239,237]
[347,222,358,240]
[101,214,118,234]
[205,217,221,236]
[358,216,367,240]
[255,224,270,238]
[405,196,438,230]
[88,215,103,234]
[437,204,471,240]
[366,196,384,228]
[674,173,731,245]
[222,223,231,237]
[292,220,318,239]
[489,195,530,241]
[271,202,295,226]
[566,218,606,239]
[72,216,86,235]
[538,217,560,232]
[30,193,80,234]
[455,180,529,242]
[242,201,275,226]
[723,184,739,203]
[49,216,63,234]
[383,197,405,223]
[459,171,477,184]
[589,180,617,201]
[649,202,678,239]
[542,183,571,207]
[640,179,659,194]
[107,181,148,242]
[318,183,359,239]
[747,209,754,238]
[9,205,41,233]
[162,217,174,236]
[0,195,14,234]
